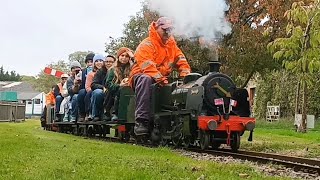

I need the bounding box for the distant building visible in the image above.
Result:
[0,81,45,116]
[246,79,257,109]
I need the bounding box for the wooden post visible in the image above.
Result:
[295,81,300,115]
[46,104,52,124]
[301,81,307,132]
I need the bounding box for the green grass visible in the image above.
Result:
[255,118,320,131]
[0,120,288,180]
[241,118,320,158]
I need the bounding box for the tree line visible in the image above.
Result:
[0,66,21,81]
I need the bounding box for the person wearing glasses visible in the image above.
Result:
[129,17,191,135]
[105,55,116,70]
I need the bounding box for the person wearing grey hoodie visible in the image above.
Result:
[64,61,82,122]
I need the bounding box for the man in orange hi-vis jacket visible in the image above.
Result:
[129,17,191,135]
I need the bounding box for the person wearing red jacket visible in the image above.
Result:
[129,17,191,135]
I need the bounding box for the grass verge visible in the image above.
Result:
[0,120,289,180]
[241,118,320,158]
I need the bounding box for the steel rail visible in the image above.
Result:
[188,148,320,175]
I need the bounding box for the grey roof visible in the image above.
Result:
[0,81,36,92]
[0,81,41,100]
[18,92,42,100]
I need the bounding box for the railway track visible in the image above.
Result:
[188,148,320,175]
[87,134,320,175]
[48,123,320,176]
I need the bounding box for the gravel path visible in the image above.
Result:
[175,149,320,180]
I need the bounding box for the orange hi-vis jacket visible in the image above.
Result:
[46,91,56,106]
[129,22,191,85]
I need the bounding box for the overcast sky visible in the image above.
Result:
[0,0,143,76]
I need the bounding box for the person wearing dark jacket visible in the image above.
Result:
[77,53,94,122]
[91,54,108,121]
[102,55,116,120]
[83,55,105,121]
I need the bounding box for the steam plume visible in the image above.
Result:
[147,0,231,41]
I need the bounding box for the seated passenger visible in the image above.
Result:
[40,85,56,125]
[65,61,82,122]
[129,17,191,135]
[46,85,56,107]
[91,54,108,121]
[106,47,133,121]
[84,55,105,121]
[77,53,94,122]
[104,55,116,70]
[103,55,116,120]
[53,73,68,121]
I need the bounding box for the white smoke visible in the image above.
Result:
[147,0,231,41]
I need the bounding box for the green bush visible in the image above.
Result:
[253,70,320,119]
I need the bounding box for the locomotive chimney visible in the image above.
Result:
[207,40,221,73]
[208,61,221,73]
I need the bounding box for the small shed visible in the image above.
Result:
[0,81,46,116]
[18,92,46,115]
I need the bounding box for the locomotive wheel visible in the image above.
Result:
[134,137,141,144]
[87,126,94,137]
[96,126,103,138]
[200,131,210,150]
[72,127,78,135]
[78,127,84,136]
[135,135,148,145]
[231,132,240,152]
[101,125,107,138]
[119,132,130,142]
[160,138,169,147]
[182,136,192,148]
[172,133,182,148]
[151,128,161,146]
